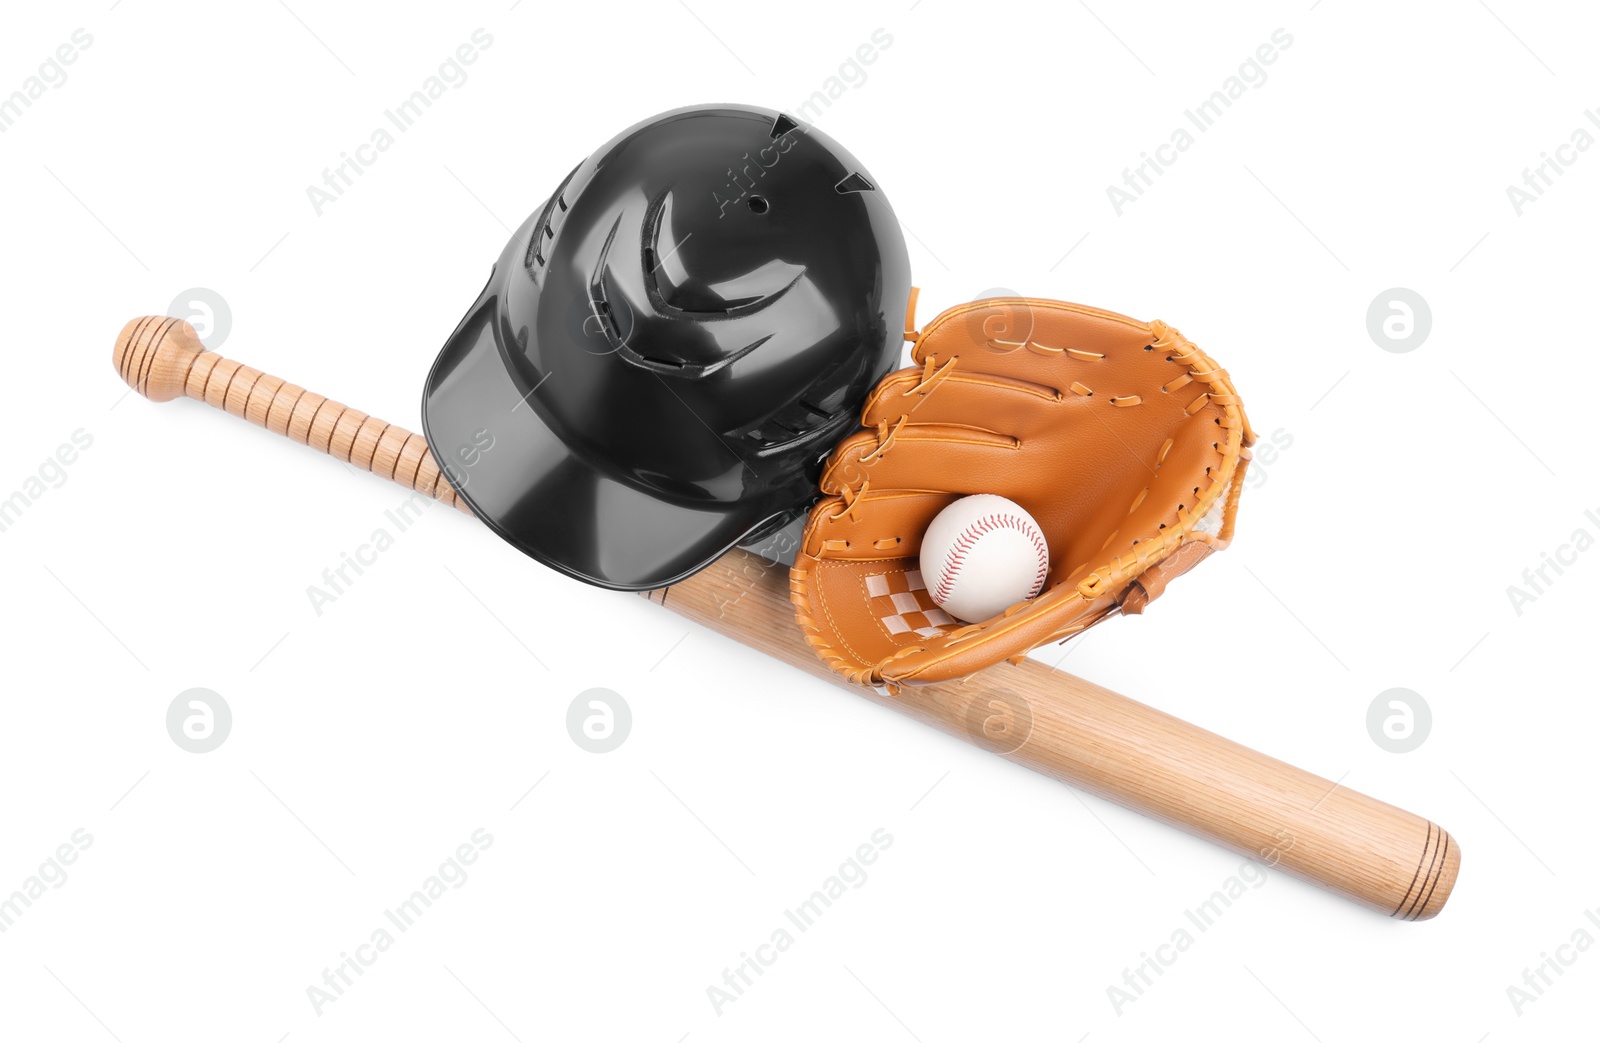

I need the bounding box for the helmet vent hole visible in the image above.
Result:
[835,172,875,194]
[748,195,769,214]
[770,113,799,138]
[557,194,568,212]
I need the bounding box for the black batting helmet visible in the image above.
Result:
[423,104,912,590]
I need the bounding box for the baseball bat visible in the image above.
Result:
[114,316,1460,919]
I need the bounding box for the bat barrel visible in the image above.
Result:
[666,552,1460,920]
[991,666,1460,919]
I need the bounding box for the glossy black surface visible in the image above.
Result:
[423,104,911,590]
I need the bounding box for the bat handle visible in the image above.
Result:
[115,316,470,513]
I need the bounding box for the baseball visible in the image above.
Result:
[919,494,1050,624]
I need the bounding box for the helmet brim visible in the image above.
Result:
[422,274,791,592]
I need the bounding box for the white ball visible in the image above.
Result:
[919,494,1050,624]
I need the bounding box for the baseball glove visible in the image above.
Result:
[790,294,1254,689]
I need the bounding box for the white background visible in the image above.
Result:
[1,0,1596,1039]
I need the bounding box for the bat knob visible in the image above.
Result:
[114,316,207,403]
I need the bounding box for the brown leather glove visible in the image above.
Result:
[790,295,1254,689]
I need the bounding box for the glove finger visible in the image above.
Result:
[912,299,1156,385]
[818,430,883,495]
[802,489,953,561]
[820,425,1049,505]
[860,368,1060,433]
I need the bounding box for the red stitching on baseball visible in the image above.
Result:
[932,513,1050,609]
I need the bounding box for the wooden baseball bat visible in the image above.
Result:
[114,316,1460,919]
